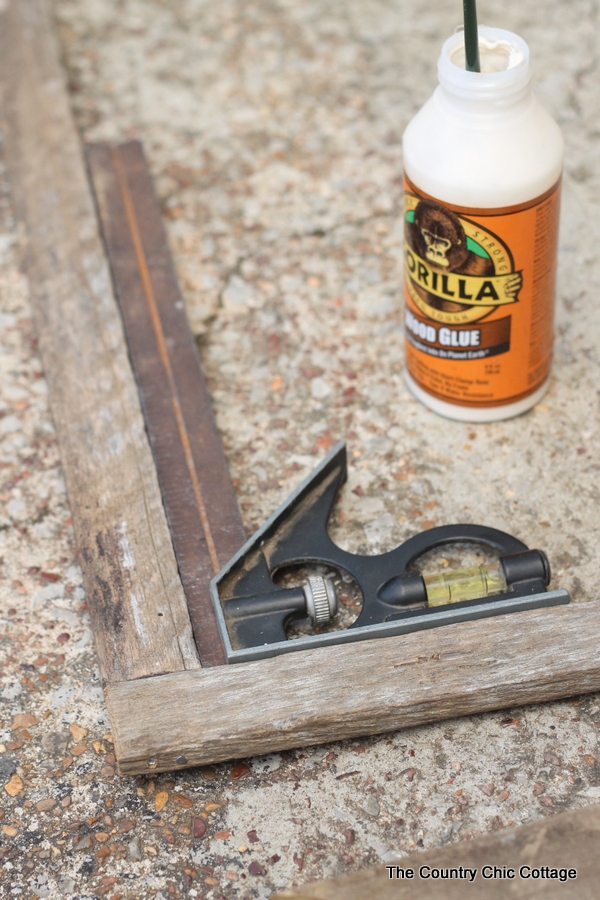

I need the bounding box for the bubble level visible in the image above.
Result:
[424,563,507,607]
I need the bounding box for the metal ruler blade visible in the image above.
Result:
[86,140,246,667]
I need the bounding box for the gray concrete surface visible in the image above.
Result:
[1,0,600,897]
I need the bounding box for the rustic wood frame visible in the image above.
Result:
[2,0,600,778]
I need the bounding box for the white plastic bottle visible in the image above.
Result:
[402,26,563,421]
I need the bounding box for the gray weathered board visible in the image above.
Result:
[2,0,600,778]
[0,0,199,685]
[272,802,600,899]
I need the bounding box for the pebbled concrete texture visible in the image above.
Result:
[0,0,599,897]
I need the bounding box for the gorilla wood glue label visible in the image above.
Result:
[403,175,561,409]
[402,26,563,421]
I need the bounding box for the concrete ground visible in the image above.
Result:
[1,0,599,897]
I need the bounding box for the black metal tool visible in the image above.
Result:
[211,442,570,663]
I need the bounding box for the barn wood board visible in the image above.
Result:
[3,0,600,776]
[0,0,199,684]
[106,601,600,774]
[272,802,600,899]
[86,140,247,668]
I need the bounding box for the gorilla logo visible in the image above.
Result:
[406,198,516,314]
[412,199,494,277]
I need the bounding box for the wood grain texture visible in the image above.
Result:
[86,142,246,667]
[0,0,199,683]
[107,601,600,774]
[272,802,600,899]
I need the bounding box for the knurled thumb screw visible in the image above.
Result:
[303,575,338,625]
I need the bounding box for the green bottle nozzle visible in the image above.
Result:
[463,0,481,72]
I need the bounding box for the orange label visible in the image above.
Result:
[403,175,561,408]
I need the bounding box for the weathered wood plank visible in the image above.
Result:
[86,141,247,667]
[0,0,199,682]
[107,601,600,774]
[272,802,600,899]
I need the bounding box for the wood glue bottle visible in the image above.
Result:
[402,26,563,421]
